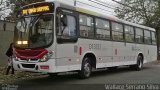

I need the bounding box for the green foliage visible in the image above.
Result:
[115,0,159,27]
[11,0,45,11]
[6,0,44,21]
[115,0,160,55]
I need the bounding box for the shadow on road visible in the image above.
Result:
[14,66,151,85]
[11,66,155,90]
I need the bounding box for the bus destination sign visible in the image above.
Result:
[20,2,54,16]
[22,6,50,15]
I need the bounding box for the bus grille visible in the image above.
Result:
[21,64,35,68]
[20,58,39,61]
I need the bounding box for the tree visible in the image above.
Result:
[115,0,160,59]
[6,0,44,21]
[0,0,13,20]
[10,0,45,11]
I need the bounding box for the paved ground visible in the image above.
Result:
[2,61,160,90]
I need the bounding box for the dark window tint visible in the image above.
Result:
[151,32,156,45]
[79,15,94,38]
[125,25,134,42]
[95,18,110,40]
[144,30,151,44]
[112,22,123,41]
[135,28,143,43]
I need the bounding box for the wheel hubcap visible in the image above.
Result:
[138,60,142,68]
[84,63,90,77]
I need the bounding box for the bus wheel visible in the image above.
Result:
[130,55,143,71]
[79,57,92,79]
[48,73,58,78]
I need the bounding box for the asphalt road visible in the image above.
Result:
[4,61,160,90]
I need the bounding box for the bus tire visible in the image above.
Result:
[130,55,143,71]
[79,57,92,79]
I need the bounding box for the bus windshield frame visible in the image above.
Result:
[14,13,54,49]
[14,2,55,49]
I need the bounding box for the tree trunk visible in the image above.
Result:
[156,29,160,60]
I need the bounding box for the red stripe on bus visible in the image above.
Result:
[79,47,82,55]
[115,49,117,55]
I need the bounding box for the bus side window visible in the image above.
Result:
[112,22,123,41]
[79,14,94,38]
[135,28,143,43]
[59,14,67,35]
[95,18,110,40]
[125,25,134,42]
[151,32,156,45]
[60,14,76,37]
[61,14,67,27]
[144,30,151,44]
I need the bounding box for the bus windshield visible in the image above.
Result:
[14,14,53,48]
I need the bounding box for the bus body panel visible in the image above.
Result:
[13,0,157,74]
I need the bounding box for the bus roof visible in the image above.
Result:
[27,0,156,31]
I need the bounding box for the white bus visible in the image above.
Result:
[13,0,157,78]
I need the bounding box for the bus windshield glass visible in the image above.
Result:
[14,14,53,48]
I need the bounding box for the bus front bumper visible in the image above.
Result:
[12,58,55,73]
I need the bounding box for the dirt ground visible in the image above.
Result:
[0,66,38,84]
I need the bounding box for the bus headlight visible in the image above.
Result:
[40,55,48,62]
[39,51,54,62]
[17,41,28,45]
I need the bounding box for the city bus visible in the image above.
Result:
[13,0,157,78]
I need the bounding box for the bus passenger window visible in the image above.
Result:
[144,30,151,44]
[79,14,94,38]
[135,28,143,43]
[112,22,123,41]
[151,32,156,45]
[125,25,134,42]
[95,18,110,40]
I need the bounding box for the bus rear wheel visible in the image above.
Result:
[79,57,92,79]
[130,55,143,71]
